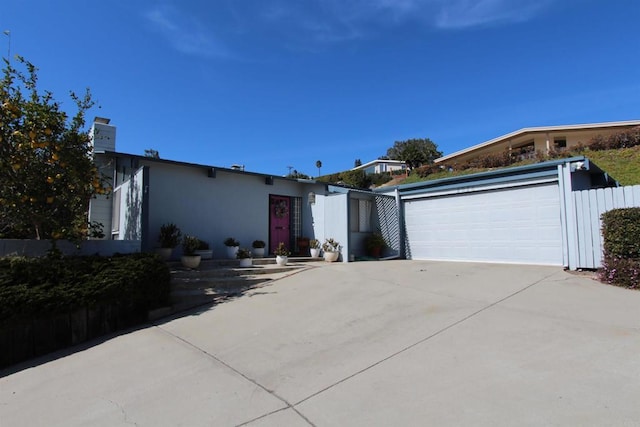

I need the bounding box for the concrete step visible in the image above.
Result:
[170,264,306,280]
[171,275,279,291]
[167,256,324,270]
[164,259,320,317]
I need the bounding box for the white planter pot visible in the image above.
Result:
[323,251,339,262]
[252,247,265,258]
[156,247,172,261]
[310,248,320,258]
[226,246,239,259]
[181,255,201,269]
[275,255,288,266]
[194,249,213,260]
[239,258,253,268]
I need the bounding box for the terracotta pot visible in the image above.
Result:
[369,246,382,258]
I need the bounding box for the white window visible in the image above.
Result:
[350,199,372,232]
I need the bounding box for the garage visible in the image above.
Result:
[403,181,564,266]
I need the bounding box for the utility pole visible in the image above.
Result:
[287,165,293,176]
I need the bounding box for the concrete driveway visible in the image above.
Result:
[2,261,639,426]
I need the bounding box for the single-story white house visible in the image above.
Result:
[88,118,398,261]
[87,118,632,269]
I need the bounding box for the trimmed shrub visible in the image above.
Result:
[464,151,515,169]
[599,208,640,289]
[588,126,640,151]
[601,208,640,258]
[0,253,171,322]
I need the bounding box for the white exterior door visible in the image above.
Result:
[403,183,563,265]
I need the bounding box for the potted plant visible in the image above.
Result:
[309,239,321,258]
[224,237,240,259]
[322,238,340,262]
[274,242,289,266]
[194,239,213,260]
[252,240,266,258]
[365,232,386,258]
[181,235,202,269]
[157,223,181,260]
[236,248,253,267]
[296,237,310,256]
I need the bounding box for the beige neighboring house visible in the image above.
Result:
[435,120,640,166]
[353,159,407,175]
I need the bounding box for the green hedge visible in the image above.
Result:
[600,208,640,289]
[0,253,171,322]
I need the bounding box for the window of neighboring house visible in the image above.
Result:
[513,141,535,160]
[111,187,121,236]
[554,138,567,150]
[350,198,372,232]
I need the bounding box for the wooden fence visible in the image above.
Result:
[572,185,640,269]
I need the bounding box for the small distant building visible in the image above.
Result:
[352,159,406,175]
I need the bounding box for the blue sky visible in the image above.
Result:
[3,0,639,176]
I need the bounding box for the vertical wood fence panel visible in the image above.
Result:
[572,185,640,269]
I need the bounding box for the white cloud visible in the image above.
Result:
[143,0,553,57]
[144,4,230,59]
[434,0,552,29]
[247,0,551,46]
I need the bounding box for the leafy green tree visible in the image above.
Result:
[0,57,108,240]
[386,138,442,169]
[354,158,362,167]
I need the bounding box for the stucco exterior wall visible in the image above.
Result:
[323,193,349,262]
[309,191,326,242]
[143,161,325,257]
[113,167,146,241]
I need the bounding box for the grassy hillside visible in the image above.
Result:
[395,147,640,187]
[581,146,640,186]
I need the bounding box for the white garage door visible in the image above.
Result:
[404,183,563,265]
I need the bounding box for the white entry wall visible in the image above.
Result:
[403,182,563,265]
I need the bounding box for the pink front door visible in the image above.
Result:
[269,195,290,254]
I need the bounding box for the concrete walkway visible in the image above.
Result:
[2,261,639,426]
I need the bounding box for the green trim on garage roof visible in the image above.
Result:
[376,156,616,195]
